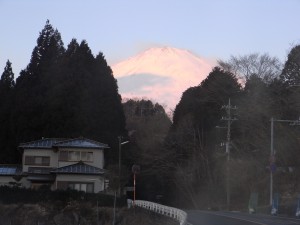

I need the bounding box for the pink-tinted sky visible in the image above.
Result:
[1,0,300,78]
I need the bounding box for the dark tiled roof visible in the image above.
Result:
[28,167,55,174]
[0,165,22,176]
[19,138,66,149]
[53,137,109,149]
[51,162,106,175]
[27,174,55,182]
[19,137,109,149]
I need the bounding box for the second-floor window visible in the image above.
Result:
[24,156,50,166]
[59,150,93,162]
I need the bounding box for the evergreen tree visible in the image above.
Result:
[280,45,300,85]
[0,60,15,90]
[233,74,271,167]
[10,20,126,164]
[33,38,126,163]
[0,60,17,163]
[166,67,242,206]
[13,20,65,143]
[122,99,171,201]
[173,67,241,129]
[0,21,126,165]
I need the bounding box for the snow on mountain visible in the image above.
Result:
[111,47,216,111]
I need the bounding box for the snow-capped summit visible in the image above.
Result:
[112,46,216,111]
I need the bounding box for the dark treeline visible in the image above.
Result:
[122,99,172,201]
[0,20,126,164]
[2,20,300,210]
[162,48,300,209]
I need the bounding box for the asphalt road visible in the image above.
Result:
[187,210,300,225]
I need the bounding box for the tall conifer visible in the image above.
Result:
[14,20,65,142]
[0,60,16,163]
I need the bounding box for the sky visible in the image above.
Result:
[1,0,300,78]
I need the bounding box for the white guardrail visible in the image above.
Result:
[134,200,189,225]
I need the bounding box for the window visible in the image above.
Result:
[81,184,87,192]
[74,183,80,191]
[67,183,94,193]
[81,152,93,162]
[86,183,94,193]
[59,151,93,162]
[68,151,80,161]
[57,181,68,189]
[59,151,68,161]
[25,156,50,166]
[35,157,42,164]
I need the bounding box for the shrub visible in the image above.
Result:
[0,186,126,207]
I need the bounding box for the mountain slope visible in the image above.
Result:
[111,47,216,110]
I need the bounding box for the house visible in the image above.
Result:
[0,137,109,193]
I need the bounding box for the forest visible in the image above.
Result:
[1,21,300,210]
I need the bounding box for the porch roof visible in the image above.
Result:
[51,162,106,175]
[0,165,22,176]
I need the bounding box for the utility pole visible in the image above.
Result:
[270,117,274,207]
[269,118,300,207]
[118,136,129,196]
[221,98,237,210]
[118,136,121,197]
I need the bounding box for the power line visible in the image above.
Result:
[221,98,237,210]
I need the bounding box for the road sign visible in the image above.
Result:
[132,164,140,174]
[270,163,276,173]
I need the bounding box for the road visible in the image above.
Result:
[187,210,300,225]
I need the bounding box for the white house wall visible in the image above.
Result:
[0,142,108,194]
[22,149,58,172]
[55,174,105,193]
[58,148,104,169]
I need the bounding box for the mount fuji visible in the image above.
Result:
[111,47,216,111]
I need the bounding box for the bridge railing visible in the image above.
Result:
[133,200,188,225]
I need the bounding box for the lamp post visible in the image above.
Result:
[269,118,300,206]
[118,136,129,196]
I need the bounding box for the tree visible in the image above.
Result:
[122,99,172,201]
[166,67,242,207]
[34,38,126,163]
[0,60,15,90]
[219,53,282,84]
[0,60,17,163]
[280,45,300,86]
[276,45,300,120]
[13,20,65,143]
[9,21,126,165]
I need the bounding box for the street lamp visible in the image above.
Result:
[269,117,300,208]
[118,136,129,196]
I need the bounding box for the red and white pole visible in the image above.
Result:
[133,172,136,207]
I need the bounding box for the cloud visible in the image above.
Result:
[112,46,216,112]
[117,73,173,93]
[116,72,192,111]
